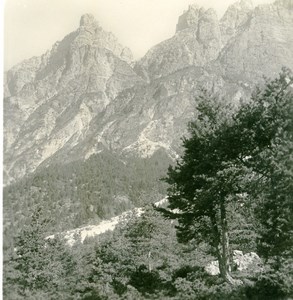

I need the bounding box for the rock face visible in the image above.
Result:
[4,1,293,184]
[218,0,293,83]
[135,5,222,81]
[220,0,254,44]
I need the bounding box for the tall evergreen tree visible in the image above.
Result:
[161,89,244,284]
[161,69,293,284]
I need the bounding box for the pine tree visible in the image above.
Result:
[161,89,245,284]
[161,69,293,285]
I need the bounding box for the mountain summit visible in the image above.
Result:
[135,5,222,81]
[79,13,99,27]
[176,5,218,33]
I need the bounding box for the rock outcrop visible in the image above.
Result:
[205,250,263,276]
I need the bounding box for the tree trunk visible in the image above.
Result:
[219,201,242,285]
[210,206,241,285]
[219,201,231,278]
[148,251,152,272]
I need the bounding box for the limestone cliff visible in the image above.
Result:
[217,0,293,83]
[4,14,141,183]
[135,5,222,81]
[4,1,293,184]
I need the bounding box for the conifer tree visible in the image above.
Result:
[162,90,243,284]
[161,69,293,284]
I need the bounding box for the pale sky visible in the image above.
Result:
[4,0,274,70]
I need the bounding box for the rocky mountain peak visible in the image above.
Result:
[79,13,98,27]
[234,0,254,10]
[135,4,221,80]
[75,13,133,63]
[220,0,254,42]
[176,5,218,32]
[3,12,142,183]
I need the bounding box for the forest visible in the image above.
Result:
[3,148,172,250]
[3,70,293,299]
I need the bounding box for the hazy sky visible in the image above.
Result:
[4,0,274,70]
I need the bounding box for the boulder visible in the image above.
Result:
[205,250,262,275]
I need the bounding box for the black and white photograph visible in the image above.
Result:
[2,0,293,299]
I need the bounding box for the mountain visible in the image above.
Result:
[4,13,141,183]
[87,0,293,161]
[3,0,293,209]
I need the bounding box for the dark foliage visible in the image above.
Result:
[160,69,293,285]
